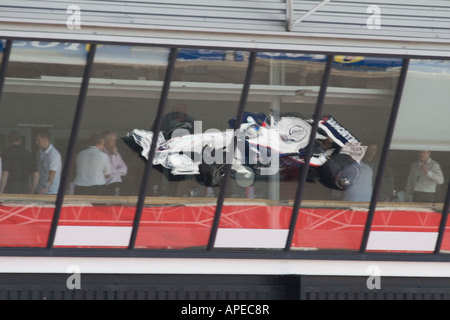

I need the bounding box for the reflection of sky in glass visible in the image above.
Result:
[2,42,409,73]
[7,41,170,66]
[409,59,450,73]
[392,59,450,151]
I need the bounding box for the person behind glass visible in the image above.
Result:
[73,133,112,195]
[31,129,62,195]
[101,130,128,195]
[0,130,37,194]
[343,145,376,201]
[405,150,444,203]
[362,142,394,201]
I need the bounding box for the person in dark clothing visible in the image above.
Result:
[0,131,37,194]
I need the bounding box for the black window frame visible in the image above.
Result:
[0,38,449,263]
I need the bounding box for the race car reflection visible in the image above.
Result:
[124,112,366,191]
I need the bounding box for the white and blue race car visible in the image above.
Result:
[124,112,366,190]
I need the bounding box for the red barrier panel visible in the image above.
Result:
[0,203,447,252]
[0,204,54,247]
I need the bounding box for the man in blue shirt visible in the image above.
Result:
[32,129,62,195]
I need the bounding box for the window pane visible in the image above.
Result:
[214,53,327,250]
[55,45,170,248]
[292,56,402,251]
[0,41,85,247]
[368,59,450,253]
[133,49,249,249]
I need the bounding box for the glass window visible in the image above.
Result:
[367,59,450,253]
[0,40,86,247]
[214,52,327,250]
[291,56,402,251]
[55,45,170,248]
[133,49,250,249]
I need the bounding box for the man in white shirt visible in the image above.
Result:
[405,150,444,203]
[73,134,112,195]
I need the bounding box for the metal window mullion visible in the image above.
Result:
[128,47,178,250]
[284,55,334,251]
[359,58,410,253]
[207,51,257,251]
[434,180,450,254]
[0,39,12,104]
[47,44,97,248]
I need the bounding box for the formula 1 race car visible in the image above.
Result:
[124,111,366,191]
